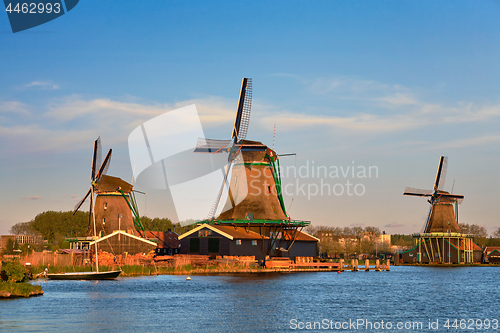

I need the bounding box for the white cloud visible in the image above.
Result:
[2,76,500,154]
[378,93,418,106]
[21,196,41,200]
[431,135,500,149]
[0,96,236,154]
[46,95,234,124]
[385,222,404,228]
[258,102,500,133]
[0,101,31,116]
[25,81,59,90]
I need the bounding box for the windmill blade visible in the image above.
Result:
[207,158,235,220]
[91,137,102,181]
[207,149,243,220]
[193,138,232,153]
[95,149,112,182]
[73,188,91,214]
[439,193,464,204]
[88,188,94,229]
[422,204,433,233]
[439,193,464,200]
[434,156,448,191]
[404,187,433,197]
[231,78,252,142]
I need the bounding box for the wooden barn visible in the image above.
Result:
[179,224,268,259]
[269,230,319,259]
[483,247,500,264]
[90,230,157,255]
[145,230,180,256]
[179,224,318,260]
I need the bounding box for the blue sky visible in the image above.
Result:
[1,1,499,235]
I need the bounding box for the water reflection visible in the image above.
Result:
[2,266,500,332]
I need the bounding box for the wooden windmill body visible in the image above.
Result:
[91,175,139,237]
[217,143,287,221]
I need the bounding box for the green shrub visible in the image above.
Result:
[1,260,28,282]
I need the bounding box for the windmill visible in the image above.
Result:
[403,156,464,233]
[193,78,309,257]
[73,137,112,236]
[400,156,478,264]
[72,138,150,252]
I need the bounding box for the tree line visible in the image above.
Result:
[8,211,191,250]
[306,223,500,258]
[305,225,390,258]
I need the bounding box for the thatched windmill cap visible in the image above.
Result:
[97,175,133,193]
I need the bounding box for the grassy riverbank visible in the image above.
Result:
[0,282,43,298]
[31,263,268,277]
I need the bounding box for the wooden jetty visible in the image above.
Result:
[265,258,390,272]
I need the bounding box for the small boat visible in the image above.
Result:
[47,270,122,280]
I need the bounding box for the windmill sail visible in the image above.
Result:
[232,78,252,142]
[93,137,102,181]
[73,188,91,213]
[403,187,433,197]
[434,156,447,191]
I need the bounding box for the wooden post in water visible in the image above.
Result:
[339,259,344,272]
[386,259,390,271]
[375,259,380,271]
[354,259,358,271]
[365,259,370,271]
[350,259,355,271]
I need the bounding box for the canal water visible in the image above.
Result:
[1,266,499,332]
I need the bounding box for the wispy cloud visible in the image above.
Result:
[0,95,235,153]
[430,135,500,150]
[46,95,234,125]
[350,223,365,227]
[0,101,31,116]
[385,222,404,228]
[2,75,500,154]
[21,196,41,200]
[24,81,59,90]
[260,76,500,133]
[258,102,500,133]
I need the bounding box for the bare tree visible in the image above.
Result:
[459,223,488,247]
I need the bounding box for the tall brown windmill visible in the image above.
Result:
[72,138,155,255]
[193,78,310,258]
[402,156,478,264]
[404,156,464,233]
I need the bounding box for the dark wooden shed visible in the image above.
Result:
[179,224,268,259]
